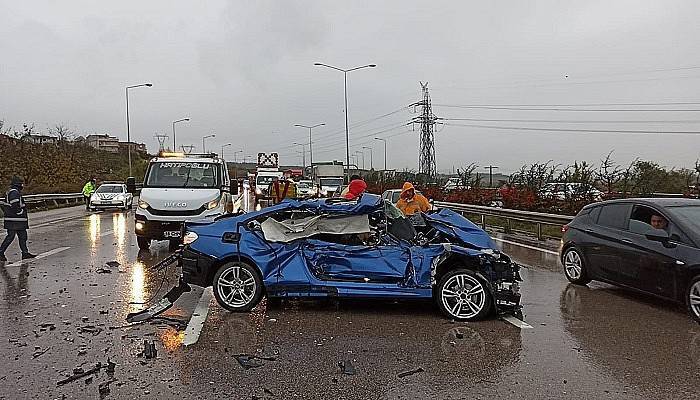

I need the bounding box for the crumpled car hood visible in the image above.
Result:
[424,208,496,250]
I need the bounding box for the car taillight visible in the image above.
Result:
[561,224,569,233]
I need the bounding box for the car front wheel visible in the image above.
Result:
[562,247,591,285]
[436,269,492,321]
[687,276,700,324]
[212,262,263,312]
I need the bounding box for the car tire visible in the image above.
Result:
[212,261,263,312]
[435,269,493,321]
[562,247,592,285]
[137,236,150,250]
[687,276,700,324]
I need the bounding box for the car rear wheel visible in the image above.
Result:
[212,262,263,312]
[562,247,591,285]
[687,276,700,324]
[137,236,150,250]
[436,269,492,321]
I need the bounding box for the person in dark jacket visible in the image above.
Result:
[0,176,36,261]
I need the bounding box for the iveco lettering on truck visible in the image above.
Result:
[135,152,237,250]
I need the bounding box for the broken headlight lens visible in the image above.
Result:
[182,231,198,245]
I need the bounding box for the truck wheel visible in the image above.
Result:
[137,236,150,250]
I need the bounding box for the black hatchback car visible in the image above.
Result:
[560,198,700,323]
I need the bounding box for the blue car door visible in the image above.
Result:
[302,239,411,283]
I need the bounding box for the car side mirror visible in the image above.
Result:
[644,228,670,243]
[228,181,238,195]
[126,177,136,194]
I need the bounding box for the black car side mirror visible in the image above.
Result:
[644,228,670,243]
[230,181,239,196]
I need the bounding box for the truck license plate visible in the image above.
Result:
[164,231,181,238]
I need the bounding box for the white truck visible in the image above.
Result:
[135,152,237,250]
[312,162,345,197]
[254,152,283,198]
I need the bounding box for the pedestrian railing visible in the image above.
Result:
[433,201,575,241]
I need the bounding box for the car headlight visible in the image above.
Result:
[114,194,125,201]
[138,199,150,209]
[182,231,198,245]
[206,197,220,210]
[135,221,145,231]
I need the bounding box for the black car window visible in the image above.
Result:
[588,206,601,222]
[629,205,657,234]
[596,203,631,230]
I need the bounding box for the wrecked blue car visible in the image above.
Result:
[179,194,521,321]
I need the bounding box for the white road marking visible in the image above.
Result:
[6,246,71,267]
[502,315,534,329]
[493,237,559,256]
[183,288,213,347]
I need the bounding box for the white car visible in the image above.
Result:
[541,183,603,201]
[381,189,424,204]
[90,183,133,211]
[296,180,317,197]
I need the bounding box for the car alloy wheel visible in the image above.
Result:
[213,262,262,312]
[563,248,591,285]
[438,270,492,321]
[688,278,700,323]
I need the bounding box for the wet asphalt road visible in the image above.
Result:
[1,206,699,399]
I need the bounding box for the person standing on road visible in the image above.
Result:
[396,181,431,216]
[0,176,36,262]
[82,177,96,210]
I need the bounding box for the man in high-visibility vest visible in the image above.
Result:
[82,177,96,210]
[0,176,35,261]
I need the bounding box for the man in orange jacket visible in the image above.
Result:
[396,182,430,216]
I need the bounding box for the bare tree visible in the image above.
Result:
[48,123,73,142]
[596,151,622,195]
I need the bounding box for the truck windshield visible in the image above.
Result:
[320,178,343,187]
[145,162,221,188]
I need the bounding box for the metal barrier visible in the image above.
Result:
[23,193,85,210]
[433,201,574,241]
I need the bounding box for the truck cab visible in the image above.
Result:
[135,152,236,250]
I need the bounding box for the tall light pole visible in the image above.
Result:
[202,134,215,153]
[294,123,324,167]
[221,143,232,159]
[234,150,244,163]
[374,138,387,171]
[292,142,306,171]
[314,62,376,181]
[172,117,190,150]
[362,146,373,170]
[484,165,500,188]
[125,83,152,176]
[354,150,364,170]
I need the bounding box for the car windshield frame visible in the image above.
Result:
[144,161,222,188]
[95,185,124,193]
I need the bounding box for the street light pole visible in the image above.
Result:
[294,123,324,167]
[362,146,373,170]
[172,117,190,150]
[292,142,306,171]
[314,62,376,182]
[221,143,232,159]
[374,137,387,191]
[125,83,152,176]
[202,134,215,153]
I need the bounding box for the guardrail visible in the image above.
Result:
[434,201,574,241]
[24,193,85,210]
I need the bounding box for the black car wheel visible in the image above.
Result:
[436,269,492,321]
[687,276,700,324]
[562,247,591,285]
[213,262,263,312]
[137,236,150,250]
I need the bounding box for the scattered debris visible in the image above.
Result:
[95,268,112,274]
[78,325,103,336]
[81,316,89,323]
[32,346,51,359]
[39,322,56,331]
[57,362,103,386]
[338,360,356,375]
[105,261,121,268]
[85,376,93,385]
[98,379,116,398]
[233,354,275,370]
[139,340,157,359]
[397,367,424,378]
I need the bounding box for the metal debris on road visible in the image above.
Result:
[140,340,157,359]
[105,261,120,268]
[234,354,275,370]
[78,325,103,336]
[397,367,424,378]
[57,362,103,386]
[32,346,51,359]
[338,360,356,375]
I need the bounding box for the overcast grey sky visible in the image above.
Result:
[2,0,699,173]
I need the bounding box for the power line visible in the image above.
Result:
[436,101,700,107]
[440,117,700,124]
[443,122,700,135]
[434,104,700,112]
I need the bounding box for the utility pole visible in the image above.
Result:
[413,82,437,179]
[293,142,306,170]
[484,165,499,188]
[362,146,373,170]
[154,133,169,152]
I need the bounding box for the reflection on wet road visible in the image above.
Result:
[0,203,698,399]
